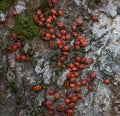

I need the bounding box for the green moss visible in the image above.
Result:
[55,69,60,76]
[15,96,21,105]
[10,82,17,93]
[35,0,50,18]
[84,17,91,22]
[78,27,84,33]
[27,48,34,56]
[39,110,46,116]
[40,0,49,13]
[94,0,101,5]
[0,66,4,75]
[11,13,39,41]
[0,0,16,11]
[27,107,46,116]
[49,53,59,62]
[80,48,86,53]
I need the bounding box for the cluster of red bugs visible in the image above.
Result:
[43,72,97,116]
[5,6,30,62]
[8,32,30,62]
[32,0,99,116]
[8,8,30,62]
[7,0,110,115]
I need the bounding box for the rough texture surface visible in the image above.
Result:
[0,0,120,116]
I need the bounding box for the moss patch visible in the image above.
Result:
[10,82,17,93]
[39,0,49,13]
[35,0,50,18]
[94,0,101,5]
[11,13,39,41]
[0,66,4,75]
[0,0,16,11]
